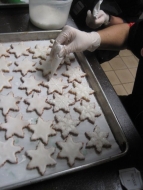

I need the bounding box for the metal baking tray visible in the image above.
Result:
[0,31,128,190]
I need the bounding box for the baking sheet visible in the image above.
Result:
[0,31,128,190]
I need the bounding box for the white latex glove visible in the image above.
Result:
[56,25,101,57]
[86,10,110,29]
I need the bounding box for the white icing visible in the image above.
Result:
[57,136,84,166]
[74,100,101,124]
[29,117,56,144]
[0,92,21,115]
[14,58,36,76]
[9,42,30,58]
[62,66,86,83]
[86,126,111,152]
[0,138,23,166]
[0,114,29,139]
[19,76,42,95]
[42,77,68,94]
[47,93,74,113]
[0,56,12,72]
[0,44,10,57]
[26,142,56,175]
[69,81,94,101]
[53,114,80,138]
[0,71,13,91]
[24,93,51,116]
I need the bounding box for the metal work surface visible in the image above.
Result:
[0,6,142,190]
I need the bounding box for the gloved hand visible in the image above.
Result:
[86,10,110,29]
[56,25,101,57]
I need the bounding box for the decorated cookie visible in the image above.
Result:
[0,44,10,57]
[47,93,74,113]
[62,66,86,83]
[29,44,50,60]
[0,71,13,92]
[28,117,56,144]
[42,77,68,95]
[74,100,101,124]
[69,81,94,101]
[53,114,80,138]
[0,114,29,139]
[13,58,36,76]
[26,141,56,175]
[24,93,51,115]
[36,57,51,77]
[85,126,111,153]
[0,92,21,116]
[9,42,30,58]
[0,56,12,72]
[0,137,23,167]
[57,136,85,167]
[19,76,42,95]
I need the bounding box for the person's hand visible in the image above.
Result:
[86,10,110,29]
[56,25,101,57]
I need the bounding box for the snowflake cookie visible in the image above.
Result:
[62,66,86,83]
[9,42,30,58]
[74,100,101,124]
[85,126,111,153]
[24,93,51,115]
[0,138,23,167]
[57,136,85,167]
[47,93,74,113]
[53,114,80,138]
[0,114,29,139]
[28,117,56,144]
[69,81,94,101]
[19,76,42,95]
[13,58,36,76]
[0,44,10,57]
[26,142,56,175]
[0,56,12,72]
[36,57,52,77]
[0,71,13,92]
[0,92,21,116]
[42,77,68,95]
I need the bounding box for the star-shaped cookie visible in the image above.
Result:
[0,43,10,57]
[0,114,29,139]
[47,93,74,113]
[69,81,94,101]
[53,114,80,138]
[36,57,52,76]
[0,92,21,116]
[13,58,36,76]
[19,76,42,95]
[0,138,23,167]
[26,142,56,175]
[9,42,30,58]
[0,56,12,72]
[85,126,111,153]
[29,44,50,60]
[62,66,86,83]
[57,136,84,166]
[42,77,68,94]
[74,100,101,124]
[28,117,56,144]
[24,93,51,115]
[0,71,13,92]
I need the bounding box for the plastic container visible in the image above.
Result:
[29,0,73,30]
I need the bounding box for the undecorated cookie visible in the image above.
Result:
[0,56,12,72]
[0,137,23,167]
[36,57,51,77]
[0,71,13,92]
[28,117,56,144]
[56,136,85,167]
[85,126,111,153]
[0,43,10,57]
[26,141,56,175]
[0,114,29,139]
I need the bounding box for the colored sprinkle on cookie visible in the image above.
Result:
[0,56,12,72]
[85,126,111,153]
[0,71,13,92]
[26,142,56,175]
[56,136,85,167]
